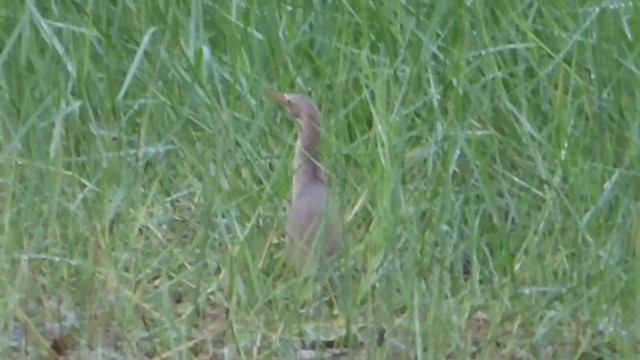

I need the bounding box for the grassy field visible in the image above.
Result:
[1,0,639,359]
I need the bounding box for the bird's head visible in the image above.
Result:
[266,91,321,125]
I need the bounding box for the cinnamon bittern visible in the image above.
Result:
[266,91,343,272]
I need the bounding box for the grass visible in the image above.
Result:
[1,0,639,358]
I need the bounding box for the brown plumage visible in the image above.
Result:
[266,91,343,272]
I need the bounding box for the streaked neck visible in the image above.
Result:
[292,139,326,197]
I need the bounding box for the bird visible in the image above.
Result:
[266,91,343,273]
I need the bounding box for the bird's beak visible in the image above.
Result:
[265,91,288,108]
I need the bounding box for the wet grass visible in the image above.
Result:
[1,0,639,359]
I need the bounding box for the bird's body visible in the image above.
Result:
[287,175,342,270]
[266,91,342,272]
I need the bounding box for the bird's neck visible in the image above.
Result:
[292,134,326,198]
[291,113,326,197]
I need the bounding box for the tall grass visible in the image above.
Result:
[1,0,639,358]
